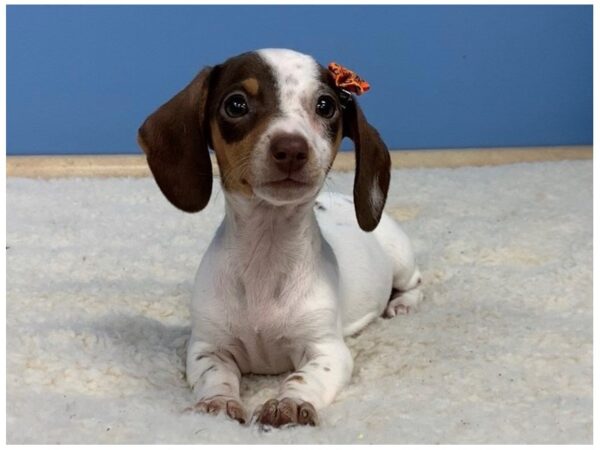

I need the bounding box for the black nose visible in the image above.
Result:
[269,133,309,173]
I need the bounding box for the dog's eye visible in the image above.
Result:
[223,93,249,118]
[315,95,337,119]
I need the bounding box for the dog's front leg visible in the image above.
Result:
[186,337,247,424]
[254,339,353,428]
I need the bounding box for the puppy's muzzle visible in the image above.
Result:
[269,133,309,174]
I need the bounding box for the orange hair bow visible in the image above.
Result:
[328,62,370,96]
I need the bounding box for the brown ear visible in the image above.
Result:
[137,67,214,213]
[343,98,391,231]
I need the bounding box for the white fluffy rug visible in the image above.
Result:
[7,160,592,444]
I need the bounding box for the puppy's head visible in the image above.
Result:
[137,49,390,231]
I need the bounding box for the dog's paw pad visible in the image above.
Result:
[192,396,248,424]
[253,397,319,429]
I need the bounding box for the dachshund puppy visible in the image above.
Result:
[138,48,422,428]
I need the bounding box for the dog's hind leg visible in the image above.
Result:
[384,267,423,317]
[372,212,423,318]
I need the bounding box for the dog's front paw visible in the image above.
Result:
[192,395,248,424]
[253,397,319,428]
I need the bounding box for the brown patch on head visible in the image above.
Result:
[206,52,278,144]
[204,52,279,195]
[241,78,260,96]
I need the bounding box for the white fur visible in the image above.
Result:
[251,49,335,188]
[185,49,422,423]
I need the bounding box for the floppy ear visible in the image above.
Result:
[343,98,391,232]
[137,67,214,213]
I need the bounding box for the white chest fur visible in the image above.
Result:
[191,196,340,374]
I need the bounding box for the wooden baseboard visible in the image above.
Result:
[6,146,592,178]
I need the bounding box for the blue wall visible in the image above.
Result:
[7,5,592,155]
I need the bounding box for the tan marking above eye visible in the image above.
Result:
[241,78,260,96]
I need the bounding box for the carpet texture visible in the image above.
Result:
[7,160,592,444]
